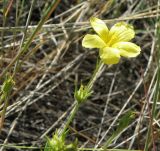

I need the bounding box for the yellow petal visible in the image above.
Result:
[99,47,120,64]
[82,34,107,48]
[112,42,141,57]
[90,17,109,43]
[108,22,135,46]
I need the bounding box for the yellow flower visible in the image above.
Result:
[82,17,141,64]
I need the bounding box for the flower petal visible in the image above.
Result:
[99,47,120,64]
[112,42,141,57]
[108,22,135,46]
[82,34,107,48]
[90,17,109,43]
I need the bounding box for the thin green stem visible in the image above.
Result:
[87,60,105,91]
[0,0,61,80]
[144,9,160,150]
[61,60,105,135]
[16,0,25,26]
[13,0,36,76]
[60,102,80,135]
[0,95,9,131]
[1,0,7,49]
[144,48,160,151]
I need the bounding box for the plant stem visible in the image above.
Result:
[60,102,80,135]
[144,77,159,149]
[144,13,160,151]
[0,0,61,80]
[87,60,105,91]
[60,60,105,136]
